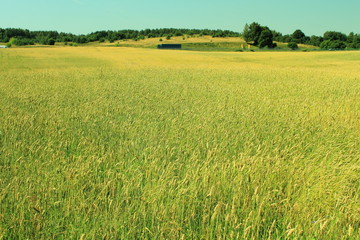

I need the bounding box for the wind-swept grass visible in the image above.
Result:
[0,48,359,239]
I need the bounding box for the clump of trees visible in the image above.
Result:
[242,23,276,48]
[0,28,74,46]
[8,37,34,46]
[0,28,240,46]
[270,28,360,50]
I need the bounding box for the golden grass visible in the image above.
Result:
[114,36,247,46]
[0,47,359,239]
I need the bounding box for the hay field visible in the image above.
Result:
[0,48,359,239]
[103,36,247,47]
[95,36,317,51]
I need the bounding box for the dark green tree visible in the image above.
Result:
[323,31,347,41]
[258,29,274,48]
[271,30,283,42]
[320,40,346,50]
[308,35,323,46]
[47,38,55,45]
[288,42,298,50]
[292,29,306,43]
[243,22,263,45]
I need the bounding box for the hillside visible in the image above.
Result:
[63,35,317,52]
[99,36,318,51]
[1,35,319,51]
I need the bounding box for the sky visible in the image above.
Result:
[1,0,360,36]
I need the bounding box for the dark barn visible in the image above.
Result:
[157,44,182,49]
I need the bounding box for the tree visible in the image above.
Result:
[242,22,276,48]
[288,42,298,50]
[272,30,283,42]
[320,40,346,50]
[323,31,347,41]
[346,32,360,48]
[47,38,55,45]
[292,29,306,43]
[308,35,323,46]
[174,31,183,36]
[243,22,263,45]
[10,37,34,46]
[75,35,88,44]
[347,32,355,43]
[258,29,274,48]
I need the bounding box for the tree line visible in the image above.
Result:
[1,25,359,49]
[243,22,360,50]
[0,28,239,46]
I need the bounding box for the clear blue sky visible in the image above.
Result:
[1,0,359,36]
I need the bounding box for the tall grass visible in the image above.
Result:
[0,48,359,239]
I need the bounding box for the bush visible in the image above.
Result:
[347,42,360,49]
[11,37,35,46]
[258,29,275,48]
[323,31,347,41]
[47,38,55,45]
[320,40,346,50]
[288,42,298,50]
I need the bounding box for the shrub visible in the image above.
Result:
[11,37,35,46]
[320,40,346,50]
[47,38,55,45]
[288,42,298,50]
[258,29,275,48]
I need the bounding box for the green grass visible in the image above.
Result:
[0,48,359,239]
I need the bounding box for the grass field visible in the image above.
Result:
[4,35,320,52]
[97,36,318,51]
[22,35,316,52]
[0,47,359,239]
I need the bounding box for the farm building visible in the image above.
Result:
[157,44,182,49]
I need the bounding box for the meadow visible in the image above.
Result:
[55,35,318,51]
[0,47,359,239]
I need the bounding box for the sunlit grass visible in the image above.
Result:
[0,48,359,239]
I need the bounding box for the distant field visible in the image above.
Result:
[0,48,359,239]
[94,35,318,51]
[23,35,318,51]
